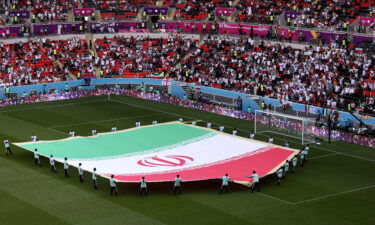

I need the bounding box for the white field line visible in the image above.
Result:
[47,127,69,135]
[257,192,294,205]
[110,98,375,163]
[0,99,107,113]
[50,113,166,128]
[308,153,338,160]
[235,181,375,205]
[292,184,375,205]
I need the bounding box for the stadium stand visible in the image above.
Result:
[0,38,71,87]
[94,35,198,77]
[0,0,374,118]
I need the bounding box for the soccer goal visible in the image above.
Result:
[254,110,316,145]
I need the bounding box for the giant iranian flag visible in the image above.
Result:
[15,122,298,186]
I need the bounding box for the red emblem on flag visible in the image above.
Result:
[137,155,194,167]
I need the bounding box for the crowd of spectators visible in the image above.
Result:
[236,0,290,24]
[47,37,96,78]
[0,37,71,87]
[173,0,233,21]
[94,35,197,77]
[0,0,373,33]
[289,0,374,31]
[94,0,160,20]
[1,33,374,115]
[170,35,374,114]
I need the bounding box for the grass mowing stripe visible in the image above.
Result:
[0,157,168,225]
[0,99,107,113]
[50,112,167,128]
[1,96,375,225]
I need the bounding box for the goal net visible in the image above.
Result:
[254,110,316,145]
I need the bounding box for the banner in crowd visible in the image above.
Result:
[359,17,375,26]
[215,8,236,17]
[8,10,30,19]
[0,26,22,37]
[319,32,347,44]
[33,23,84,35]
[240,24,272,36]
[156,21,213,33]
[91,21,142,33]
[277,27,291,38]
[292,29,316,42]
[73,8,95,16]
[353,34,374,45]
[0,27,9,37]
[284,11,301,20]
[144,7,169,15]
[218,23,240,34]
[218,23,272,36]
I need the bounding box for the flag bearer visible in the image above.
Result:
[219,173,231,194]
[173,175,182,194]
[283,160,289,178]
[64,158,69,177]
[276,168,283,185]
[3,139,12,156]
[248,171,260,192]
[78,163,84,182]
[140,177,148,196]
[291,156,298,173]
[92,168,98,189]
[110,175,118,196]
[34,149,41,166]
[50,155,57,173]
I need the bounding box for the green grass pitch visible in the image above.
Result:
[0,95,374,225]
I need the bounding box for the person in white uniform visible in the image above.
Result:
[276,168,283,185]
[50,155,57,173]
[173,174,182,194]
[110,175,118,196]
[140,177,148,196]
[78,163,84,182]
[34,149,41,166]
[4,139,12,156]
[64,157,69,177]
[92,168,98,189]
[248,171,260,192]
[220,173,231,194]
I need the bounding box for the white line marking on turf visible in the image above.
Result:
[0,99,107,113]
[234,184,294,205]
[110,99,375,164]
[47,127,69,135]
[236,183,375,205]
[257,192,294,205]
[292,184,375,205]
[308,153,338,160]
[50,113,166,128]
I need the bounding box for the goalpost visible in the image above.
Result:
[254,110,316,145]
